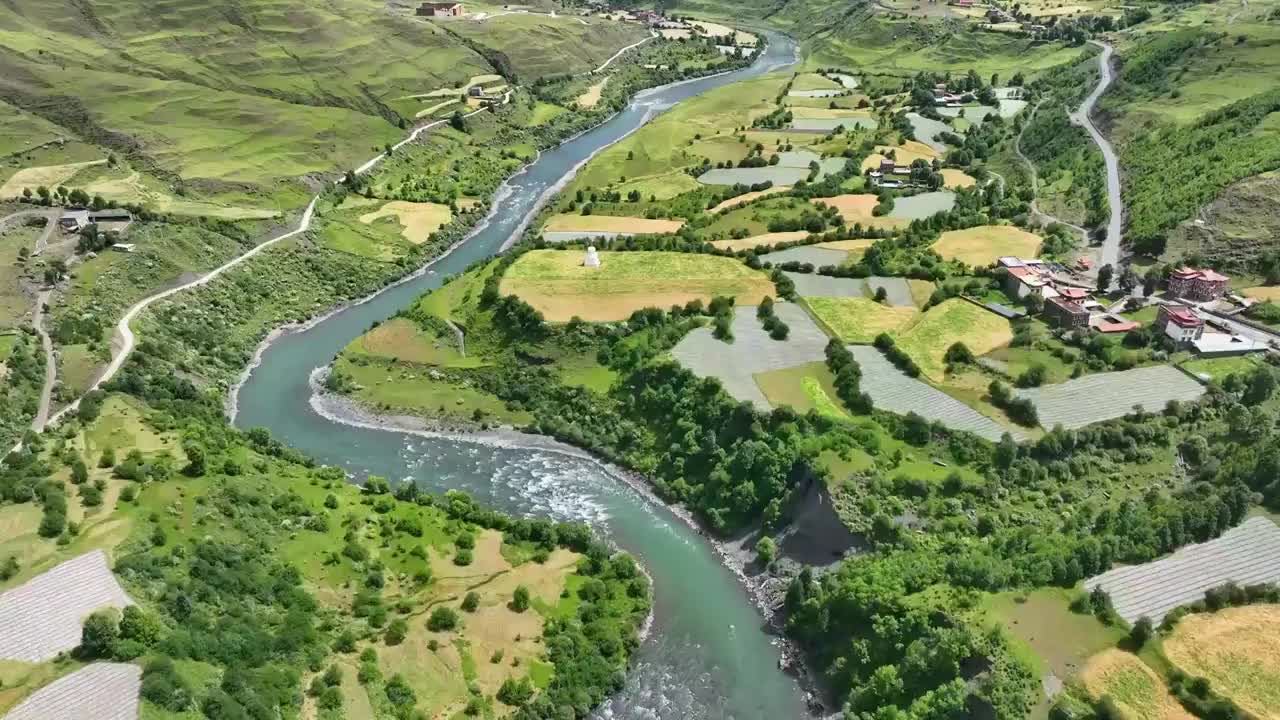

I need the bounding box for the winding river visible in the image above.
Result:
[234,34,811,720]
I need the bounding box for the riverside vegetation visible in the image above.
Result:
[0,385,649,720]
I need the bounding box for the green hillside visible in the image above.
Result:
[0,0,647,211]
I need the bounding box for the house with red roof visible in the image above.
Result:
[1168,267,1228,302]
[1045,297,1089,329]
[1155,304,1205,345]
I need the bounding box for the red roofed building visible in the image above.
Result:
[1044,297,1089,329]
[1168,267,1229,302]
[1058,286,1089,301]
[1155,304,1205,345]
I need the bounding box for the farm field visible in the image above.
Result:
[846,346,1010,441]
[811,194,909,230]
[753,361,850,419]
[544,214,684,235]
[499,250,775,322]
[1162,604,1280,719]
[358,201,453,245]
[889,191,957,221]
[932,225,1043,267]
[1078,649,1194,720]
[785,274,913,305]
[670,302,828,409]
[710,187,792,213]
[896,299,1013,380]
[1016,365,1206,430]
[804,297,918,343]
[759,246,850,268]
[2,662,141,720]
[1244,286,1280,301]
[709,231,809,251]
[0,551,132,662]
[940,168,976,189]
[1085,517,1280,625]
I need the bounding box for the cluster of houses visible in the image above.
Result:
[998,258,1266,356]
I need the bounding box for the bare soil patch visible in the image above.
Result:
[358,201,452,244]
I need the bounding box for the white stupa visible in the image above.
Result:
[583,245,601,268]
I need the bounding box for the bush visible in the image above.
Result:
[385,617,409,645]
[428,606,460,632]
[511,585,530,613]
[461,591,480,612]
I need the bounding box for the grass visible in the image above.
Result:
[939,168,976,189]
[1244,286,1280,301]
[0,221,38,329]
[791,73,843,92]
[1181,354,1264,380]
[58,344,100,396]
[1078,649,1195,720]
[752,361,849,417]
[931,225,1043,267]
[1162,604,1280,719]
[803,296,919,343]
[979,588,1126,682]
[896,299,1013,380]
[709,232,810,251]
[710,187,792,213]
[698,197,816,238]
[357,201,452,245]
[337,356,533,426]
[345,318,485,369]
[0,102,65,159]
[0,159,106,198]
[499,249,775,322]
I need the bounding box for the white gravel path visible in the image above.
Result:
[0,550,133,662]
[2,662,141,720]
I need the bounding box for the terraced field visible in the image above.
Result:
[1016,365,1205,430]
[847,346,1011,441]
[1085,517,1280,625]
[671,303,828,409]
[2,663,141,720]
[0,551,133,662]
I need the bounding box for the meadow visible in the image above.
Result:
[895,299,1013,381]
[931,225,1044,267]
[500,249,776,321]
[803,296,919,343]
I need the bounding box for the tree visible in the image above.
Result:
[1129,616,1154,647]
[1245,367,1277,404]
[119,605,162,646]
[944,342,974,367]
[449,111,467,132]
[511,585,530,613]
[1143,267,1161,296]
[1097,264,1114,293]
[755,536,777,565]
[80,609,119,658]
[1119,266,1139,294]
[385,617,409,645]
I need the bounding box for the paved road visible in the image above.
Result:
[1069,40,1123,268]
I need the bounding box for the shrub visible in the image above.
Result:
[428,606,460,631]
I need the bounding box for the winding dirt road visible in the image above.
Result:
[1069,40,1123,268]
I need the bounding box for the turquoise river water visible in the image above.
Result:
[234,34,810,719]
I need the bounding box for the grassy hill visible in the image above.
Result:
[0,0,648,212]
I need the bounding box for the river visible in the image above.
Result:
[233,33,811,720]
